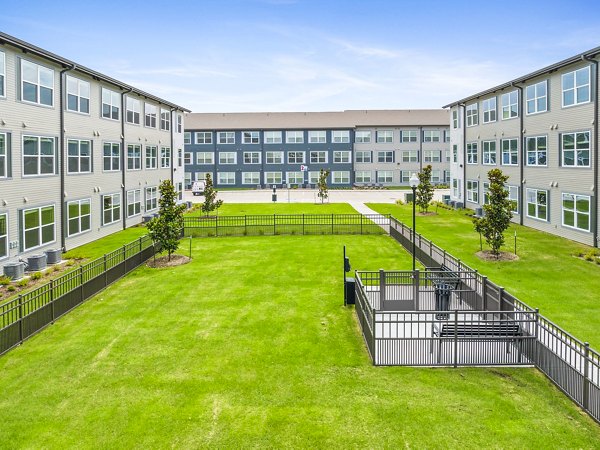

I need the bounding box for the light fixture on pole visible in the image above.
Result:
[409,173,419,271]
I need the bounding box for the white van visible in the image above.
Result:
[192,180,206,196]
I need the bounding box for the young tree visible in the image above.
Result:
[416,165,434,213]
[201,173,223,216]
[146,180,186,261]
[472,168,513,258]
[317,169,330,204]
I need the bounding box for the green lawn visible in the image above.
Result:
[192,202,359,216]
[0,235,598,448]
[63,226,148,261]
[368,202,600,348]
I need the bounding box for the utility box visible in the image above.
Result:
[345,277,356,305]
[3,262,25,280]
[272,194,277,202]
[442,194,451,205]
[27,254,47,271]
[45,249,62,264]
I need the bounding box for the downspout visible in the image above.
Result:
[120,88,132,230]
[170,108,176,186]
[512,82,525,226]
[59,63,76,251]
[584,55,599,247]
[460,103,467,203]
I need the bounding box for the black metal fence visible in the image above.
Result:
[0,235,156,356]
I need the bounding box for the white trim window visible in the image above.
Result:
[561,131,590,167]
[264,131,282,144]
[0,133,7,178]
[401,171,411,183]
[243,151,261,164]
[67,139,92,174]
[401,151,418,163]
[144,103,157,128]
[286,131,304,144]
[466,180,479,203]
[482,182,490,205]
[266,151,283,164]
[217,172,236,185]
[0,213,7,259]
[265,172,282,184]
[377,171,393,183]
[242,131,260,144]
[0,51,5,98]
[184,132,191,145]
[196,132,212,144]
[466,142,478,164]
[127,190,142,218]
[431,169,442,184]
[218,132,235,144]
[482,98,497,123]
[21,59,54,106]
[308,130,326,143]
[22,205,55,251]
[177,115,183,133]
[103,142,120,171]
[562,193,590,231]
[287,171,304,184]
[101,88,120,120]
[126,97,141,124]
[242,172,260,185]
[160,109,171,131]
[501,139,518,166]
[195,172,211,182]
[526,188,548,221]
[334,151,351,163]
[562,67,590,107]
[66,76,90,114]
[145,187,158,211]
[482,140,497,165]
[377,151,394,163]
[145,145,157,169]
[355,151,371,163]
[507,185,519,213]
[160,147,171,168]
[526,80,547,115]
[452,178,461,199]
[466,103,478,126]
[355,131,371,143]
[184,152,192,165]
[401,130,418,142]
[287,151,304,164]
[452,145,458,163]
[332,130,350,143]
[501,90,518,120]
[196,152,214,164]
[127,144,142,170]
[355,170,371,183]
[444,130,451,143]
[23,135,55,176]
[308,171,320,185]
[452,109,459,128]
[526,136,547,166]
[102,193,121,226]
[310,151,327,164]
[377,130,393,143]
[423,130,440,142]
[332,171,350,184]
[423,150,441,163]
[218,152,236,164]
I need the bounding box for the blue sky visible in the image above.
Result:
[2,0,600,112]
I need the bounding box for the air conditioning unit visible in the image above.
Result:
[45,249,62,265]
[27,254,47,271]
[4,262,25,280]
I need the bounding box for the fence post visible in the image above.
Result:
[331,213,334,234]
[50,279,55,324]
[379,269,386,309]
[244,215,247,235]
[18,294,23,344]
[453,309,459,368]
[302,214,305,235]
[583,342,590,411]
[104,254,108,287]
[498,287,505,317]
[80,265,84,302]
[482,276,488,311]
[534,308,540,366]
[429,240,433,257]
[360,214,363,235]
[443,250,446,267]
[414,269,420,310]
[273,214,276,235]
[215,216,219,236]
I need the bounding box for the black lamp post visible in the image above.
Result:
[409,173,419,271]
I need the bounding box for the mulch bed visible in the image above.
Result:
[475,250,519,262]
[146,254,191,268]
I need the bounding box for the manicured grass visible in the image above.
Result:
[191,202,359,215]
[0,235,598,447]
[368,202,600,348]
[63,226,148,261]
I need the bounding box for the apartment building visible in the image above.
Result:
[445,46,599,247]
[184,110,450,189]
[0,32,189,272]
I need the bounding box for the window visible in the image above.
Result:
[218,132,235,144]
[482,141,497,165]
[264,131,282,144]
[310,151,327,163]
[126,97,141,124]
[184,132,191,144]
[334,151,351,163]
[266,151,283,164]
[127,144,142,170]
[466,142,478,164]
[265,172,282,184]
[23,136,55,176]
[288,151,304,164]
[145,146,157,169]
[562,193,590,231]
[452,109,459,128]
[101,88,120,120]
[377,151,394,163]
[177,115,182,133]
[355,151,371,163]
[184,152,192,165]
[0,213,6,259]
[21,59,54,106]
[196,152,214,164]
[501,139,518,166]
[401,171,411,183]
[287,171,304,184]
[219,152,236,164]
[452,145,458,163]
[526,80,547,114]
[308,171,320,185]
[431,169,442,183]
[445,150,450,162]
[377,130,393,143]
[482,182,490,205]
[145,187,158,211]
[401,151,418,163]
[526,188,548,220]
[508,185,519,213]
[242,172,260,185]
[0,133,8,178]
[526,136,547,166]
[0,51,4,97]
[423,150,440,163]
[308,131,326,143]
[160,147,171,168]
[178,149,182,167]
[355,171,371,183]
[185,172,192,187]
[103,143,120,171]
[22,205,55,250]
[355,131,371,143]
[67,139,91,174]
[66,76,90,114]
[286,131,304,144]
[377,171,393,183]
[561,131,590,167]
[501,91,518,120]
[102,194,120,225]
[160,109,171,131]
[562,67,590,107]
[332,130,350,143]
[466,180,479,203]
[444,130,451,143]
[195,172,211,182]
[401,130,417,142]
[127,190,142,217]
[423,130,440,142]
[452,178,461,199]
[218,172,236,185]
[144,103,157,128]
[482,98,497,123]
[466,103,478,126]
[243,151,260,164]
[196,132,212,144]
[242,131,260,144]
[332,171,350,184]
[444,170,451,183]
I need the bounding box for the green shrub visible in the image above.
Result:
[17,279,29,287]
[395,199,404,206]
[0,275,11,286]
[30,272,42,280]
[7,285,16,292]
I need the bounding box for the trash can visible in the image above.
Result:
[435,283,452,320]
[345,277,356,305]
